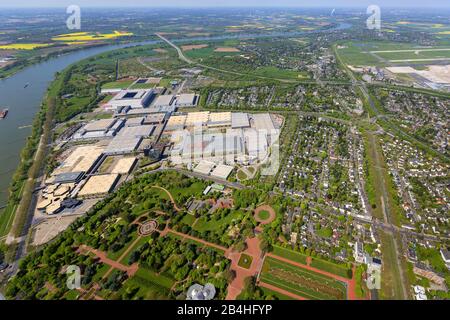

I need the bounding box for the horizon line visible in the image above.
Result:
[1,5,450,9]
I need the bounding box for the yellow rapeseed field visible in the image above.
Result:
[0,43,51,50]
[52,31,133,42]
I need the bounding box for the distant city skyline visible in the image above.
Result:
[0,0,449,8]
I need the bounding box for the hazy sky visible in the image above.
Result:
[0,0,449,8]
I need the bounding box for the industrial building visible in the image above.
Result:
[118,125,155,138]
[176,93,198,107]
[37,183,78,215]
[105,89,156,111]
[52,172,84,184]
[104,136,142,155]
[110,157,137,174]
[125,117,144,127]
[193,160,215,175]
[231,112,250,129]
[210,164,234,180]
[169,112,276,167]
[52,145,104,176]
[172,130,245,165]
[72,118,124,140]
[208,112,231,128]
[185,112,210,127]
[115,105,176,117]
[166,114,187,131]
[78,174,120,198]
[252,113,276,132]
[143,113,166,125]
[153,94,176,108]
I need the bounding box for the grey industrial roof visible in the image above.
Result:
[231,112,250,128]
[105,136,142,155]
[53,172,84,184]
[118,125,155,138]
[154,94,175,107]
[125,117,144,127]
[176,93,197,105]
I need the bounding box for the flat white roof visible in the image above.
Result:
[211,164,234,179]
[193,160,215,175]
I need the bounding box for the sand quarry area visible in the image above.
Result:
[386,65,450,84]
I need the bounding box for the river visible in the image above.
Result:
[0,22,351,207]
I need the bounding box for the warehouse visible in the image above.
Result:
[106,89,156,111]
[185,112,210,127]
[53,145,104,176]
[143,113,166,125]
[252,113,276,132]
[176,93,198,107]
[118,125,155,138]
[78,174,120,198]
[210,164,234,180]
[244,128,268,162]
[153,94,175,108]
[231,112,250,129]
[166,114,187,131]
[72,118,124,140]
[176,130,245,165]
[208,112,231,128]
[104,136,142,155]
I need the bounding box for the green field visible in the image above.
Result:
[193,210,242,233]
[129,82,156,89]
[260,257,347,300]
[310,258,353,279]
[120,267,174,299]
[272,245,308,265]
[101,80,133,90]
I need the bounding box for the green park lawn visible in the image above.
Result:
[238,254,253,269]
[257,210,270,220]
